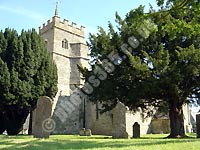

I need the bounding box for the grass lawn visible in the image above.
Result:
[0,134,199,150]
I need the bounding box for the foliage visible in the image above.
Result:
[82,0,200,137]
[0,28,58,135]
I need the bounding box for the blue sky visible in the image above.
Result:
[0,0,158,37]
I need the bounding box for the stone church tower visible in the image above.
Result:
[39,6,89,134]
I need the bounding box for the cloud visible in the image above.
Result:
[0,5,46,21]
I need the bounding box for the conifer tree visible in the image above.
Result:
[83,0,200,138]
[0,28,58,135]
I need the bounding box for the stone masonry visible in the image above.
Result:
[39,6,89,134]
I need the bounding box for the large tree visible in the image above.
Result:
[0,28,58,135]
[82,0,200,138]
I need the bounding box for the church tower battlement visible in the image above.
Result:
[39,2,85,38]
[39,17,85,38]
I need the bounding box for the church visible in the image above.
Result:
[35,5,193,138]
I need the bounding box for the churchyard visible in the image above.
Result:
[0,134,199,150]
[0,1,200,150]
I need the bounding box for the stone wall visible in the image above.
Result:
[52,96,83,134]
[150,119,170,134]
[149,104,192,134]
[126,110,153,135]
[183,104,193,133]
[86,102,154,137]
[85,101,113,135]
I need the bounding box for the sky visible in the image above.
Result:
[0,0,158,38]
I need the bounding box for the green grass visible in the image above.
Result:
[0,134,199,150]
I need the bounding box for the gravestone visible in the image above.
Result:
[85,129,92,136]
[133,122,140,138]
[32,96,54,138]
[196,113,200,138]
[112,102,129,139]
[79,128,92,136]
[79,128,85,136]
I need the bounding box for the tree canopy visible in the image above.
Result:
[82,0,200,137]
[0,28,58,135]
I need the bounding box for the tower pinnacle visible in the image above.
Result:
[55,0,59,16]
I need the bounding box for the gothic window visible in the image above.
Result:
[62,39,68,49]
[62,41,65,48]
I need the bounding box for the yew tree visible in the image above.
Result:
[0,28,58,135]
[83,0,200,138]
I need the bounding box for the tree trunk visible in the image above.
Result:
[0,113,6,134]
[168,103,186,138]
[28,106,36,135]
[5,108,29,135]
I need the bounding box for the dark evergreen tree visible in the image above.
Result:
[0,28,58,135]
[82,0,200,138]
[0,58,10,134]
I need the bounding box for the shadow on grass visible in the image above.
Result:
[139,134,196,140]
[0,135,199,150]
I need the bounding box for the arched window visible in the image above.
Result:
[62,41,65,48]
[62,39,68,49]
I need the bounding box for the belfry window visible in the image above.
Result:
[62,39,68,49]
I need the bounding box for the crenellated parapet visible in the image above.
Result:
[39,18,54,34]
[39,16,85,37]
